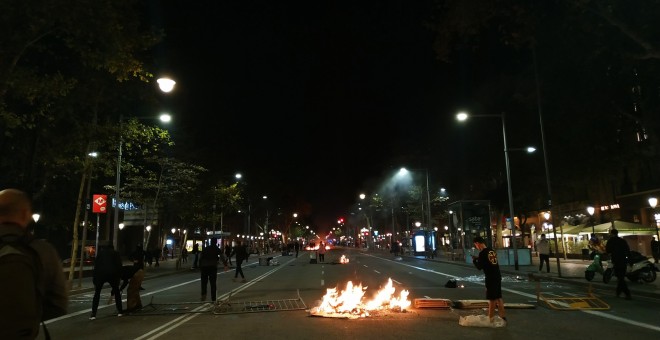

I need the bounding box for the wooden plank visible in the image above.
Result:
[454,300,535,309]
[413,298,452,309]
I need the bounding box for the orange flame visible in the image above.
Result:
[340,255,349,263]
[310,278,410,318]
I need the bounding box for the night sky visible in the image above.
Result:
[150,1,491,229]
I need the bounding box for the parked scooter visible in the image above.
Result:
[585,252,611,283]
[603,251,658,283]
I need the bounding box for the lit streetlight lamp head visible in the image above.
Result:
[456,112,468,121]
[157,78,176,93]
[119,223,125,230]
[159,113,172,123]
[587,206,595,216]
[32,213,40,223]
[649,197,658,209]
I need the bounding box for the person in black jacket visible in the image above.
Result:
[0,188,68,337]
[90,245,123,319]
[130,244,145,270]
[224,242,233,266]
[118,265,139,292]
[192,242,200,268]
[199,238,227,302]
[605,228,631,299]
[231,240,248,282]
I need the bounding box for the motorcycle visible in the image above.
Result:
[585,252,611,283]
[603,251,658,283]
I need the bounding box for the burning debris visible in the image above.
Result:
[309,278,411,319]
[339,255,349,264]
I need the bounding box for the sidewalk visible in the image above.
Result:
[405,251,660,299]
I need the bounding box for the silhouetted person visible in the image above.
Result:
[224,242,233,266]
[90,245,123,320]
[606,229,631,300]
[192,243,200,268]
[536,234,550,273]
[318,242,326,262]
[231,240,248,282]
[200,238,227,302]
[651,236,660,264]
[130,244,145,270]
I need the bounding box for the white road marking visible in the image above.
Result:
[364,252,660,333]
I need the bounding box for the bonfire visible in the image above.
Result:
[310,278,411,319]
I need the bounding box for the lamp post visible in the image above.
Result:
[397,168,432,231]
[144,225,152,247]
[587,206,595,235]
[32,214,40,237]
[457,112,519,270]
[118,223,125,255]
[648,198,660,240]
[113,79,175,250]
[448,210,454,253]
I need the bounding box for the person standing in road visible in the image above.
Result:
[0,188,68,337]
[472,236,507,324]
[152,247,160,267]
[192,242,200,269]
[199,238,228,302]
[605,228,631,299]
[318,241,326,262]
[294,240,300,257]
[145,247,153,267]
[130,244,145,270]
[181,246,188,264]
[117,265,139,293]
[224,241,233,267]
[90,245,123,319]
[536,234,550,273]
[231,240,248,282]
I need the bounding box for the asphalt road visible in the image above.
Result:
[44,247,660,340]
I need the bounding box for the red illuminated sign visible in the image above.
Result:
[92,194,108,214]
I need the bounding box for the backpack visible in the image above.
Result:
[0,234,49,339]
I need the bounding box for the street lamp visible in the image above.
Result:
[397,168,432,232]
[112,78,175,250]
[648,198,660,240]
[457,111,519,270]
[143,225,152,247]
[156,77,176,93]
[587,206,595,235]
